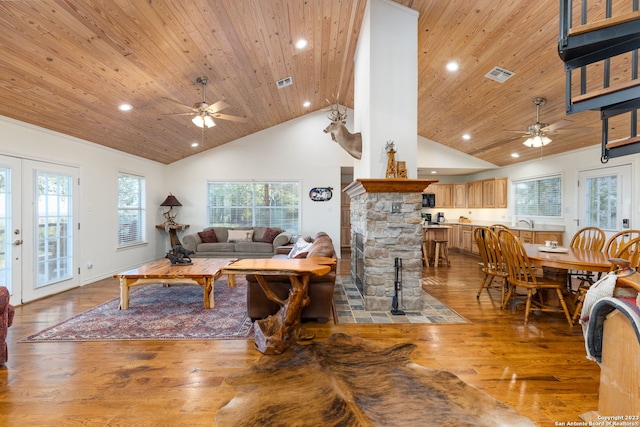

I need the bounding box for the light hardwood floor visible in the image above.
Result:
[1,251,599,426]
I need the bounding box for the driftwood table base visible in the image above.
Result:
[221,257,335,355]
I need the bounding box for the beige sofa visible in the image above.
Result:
[182,226,291,259]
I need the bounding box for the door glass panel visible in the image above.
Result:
[585,174,617,231]
[0,166,11,291]
[36,170,73,287]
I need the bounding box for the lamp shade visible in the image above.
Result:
[160,194,182,207]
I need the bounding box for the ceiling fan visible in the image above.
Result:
[163,76,248,128]
[512,97,573,148]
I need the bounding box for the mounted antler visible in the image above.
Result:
[323,99,362,159]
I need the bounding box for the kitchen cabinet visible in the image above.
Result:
[432,184,453,208]
[453,183,466,208]
[482,179,496,207]
[461,225,474,252]
[494,178,508,208]
[467,181,483,208]
[465,178,508,209]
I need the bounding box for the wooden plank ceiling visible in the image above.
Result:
[0,0,634,167]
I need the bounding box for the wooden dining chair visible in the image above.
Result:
[572,236,640,322]
[604,230,640,258]
[489,224,510,232]
[567,226,606,288]
[499,229,574,326]
[569,226,606,250]
[474,227,508,307]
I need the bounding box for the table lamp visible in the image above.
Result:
[160,193,182,225]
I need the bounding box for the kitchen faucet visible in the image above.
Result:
[517,218,534,229]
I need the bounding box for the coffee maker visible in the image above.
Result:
[436,212,445,223]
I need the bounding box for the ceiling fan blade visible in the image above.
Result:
[541,119,573,132]
[162,97,195,109]
[467,135,522,156]
[204,100,230,113]
[210,113,249,123]
[163,112,196,116]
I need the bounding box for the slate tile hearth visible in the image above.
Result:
[334,276,466,324]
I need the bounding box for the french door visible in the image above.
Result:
[0,155,79,303]
[577,164,633,241]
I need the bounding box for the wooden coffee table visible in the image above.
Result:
[113,258,237,310]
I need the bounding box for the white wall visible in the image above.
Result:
[355,0,418,179]
[165,110,355,250]
[0,116,167,285]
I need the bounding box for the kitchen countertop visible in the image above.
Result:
[423,221,565,232]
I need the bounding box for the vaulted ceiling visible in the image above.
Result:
[0,1,626,168]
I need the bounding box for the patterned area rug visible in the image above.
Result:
[21,278,253,342]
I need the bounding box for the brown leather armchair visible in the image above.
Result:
[246,232,337,323]
[0,286,15,364]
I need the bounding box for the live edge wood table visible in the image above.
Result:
[221,257,336,355]
[113,258,237,310]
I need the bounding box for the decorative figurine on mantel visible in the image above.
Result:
[385,141,408,179]
[385,141,397,178]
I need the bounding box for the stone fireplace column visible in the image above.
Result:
[344,178,436,311]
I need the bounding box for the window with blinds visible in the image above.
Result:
[207,181,300,232]
[117,173,145,246]
[513,174,562,217]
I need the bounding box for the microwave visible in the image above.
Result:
[422,193,435,208]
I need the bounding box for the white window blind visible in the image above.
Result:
[207,181,300,232]
[117,173,145,246]
[513,175,562,217]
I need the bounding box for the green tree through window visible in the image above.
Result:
[207,181,300,232]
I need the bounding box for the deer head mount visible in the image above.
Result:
[323,101,362,159]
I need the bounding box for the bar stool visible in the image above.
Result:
[433,239,450,267]
[421,229,430,267]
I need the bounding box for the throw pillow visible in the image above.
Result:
[198,229,218,243]
[288,237,313,259]
[227,229,254,243]
[262,227,281,244]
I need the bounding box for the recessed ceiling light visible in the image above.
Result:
[191,142,199,148]
[462,133,471,140]
[303,101,311,108]
[445,61,459,72]
[431,170,437,174]
[295,39,308,49]
[511,153,520,158]
[118,103,133,111]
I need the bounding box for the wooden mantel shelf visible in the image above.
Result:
[343,178,438,197]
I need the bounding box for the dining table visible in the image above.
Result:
[523,243,613,274]
[523,243,614,313]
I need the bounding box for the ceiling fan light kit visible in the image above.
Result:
[192,114,215,128]
[523,135,552,148]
